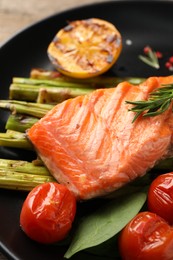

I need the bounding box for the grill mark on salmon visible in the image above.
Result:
[27,76,173,200]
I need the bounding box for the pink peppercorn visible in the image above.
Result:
[169,56,173,64]
[143,46,151,54]
[165,62,172,68]
[155,51,163,59]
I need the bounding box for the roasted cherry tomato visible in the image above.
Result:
[47,18,122,78]
[148,172,173,225]
[20,182,76,244]
[119,211,173,260]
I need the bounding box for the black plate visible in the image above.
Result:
[0,1,173,259]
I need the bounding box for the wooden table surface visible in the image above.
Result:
[0,1,105,258]
[0,0,105,45]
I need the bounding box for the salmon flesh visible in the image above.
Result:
[27,76,173,200]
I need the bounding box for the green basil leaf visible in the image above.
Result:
[64,191,147,258]
[86,233,120,259]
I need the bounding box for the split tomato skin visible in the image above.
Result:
[148,172,173,225]
[20,182,76,244]
[119,211,173,260]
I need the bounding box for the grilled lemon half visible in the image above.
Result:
[47,18,122,79]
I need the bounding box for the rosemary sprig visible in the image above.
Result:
[139,46,160,69]
[126,84,173,122]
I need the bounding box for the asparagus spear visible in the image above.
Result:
[0,130,31,149]
[0,155,172,192]
[0,158,55,191]
[0,100,53,118]
[6,114,38,132]
[1,128,173,174]
[10,75,145,103]
[10,80,94,103]
[30,68,145,86]
[0,158,47,174]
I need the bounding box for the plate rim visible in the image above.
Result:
[0,0,173,49]
[0,0,173,259]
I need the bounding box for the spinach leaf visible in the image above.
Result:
[85,232,120,259]
[64,191,146,258]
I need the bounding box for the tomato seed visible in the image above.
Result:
[165,62,172,68]
[143,46,151,54]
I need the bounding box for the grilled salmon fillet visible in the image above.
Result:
[27,76,173,200]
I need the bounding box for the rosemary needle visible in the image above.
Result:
[126,84,173,122]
